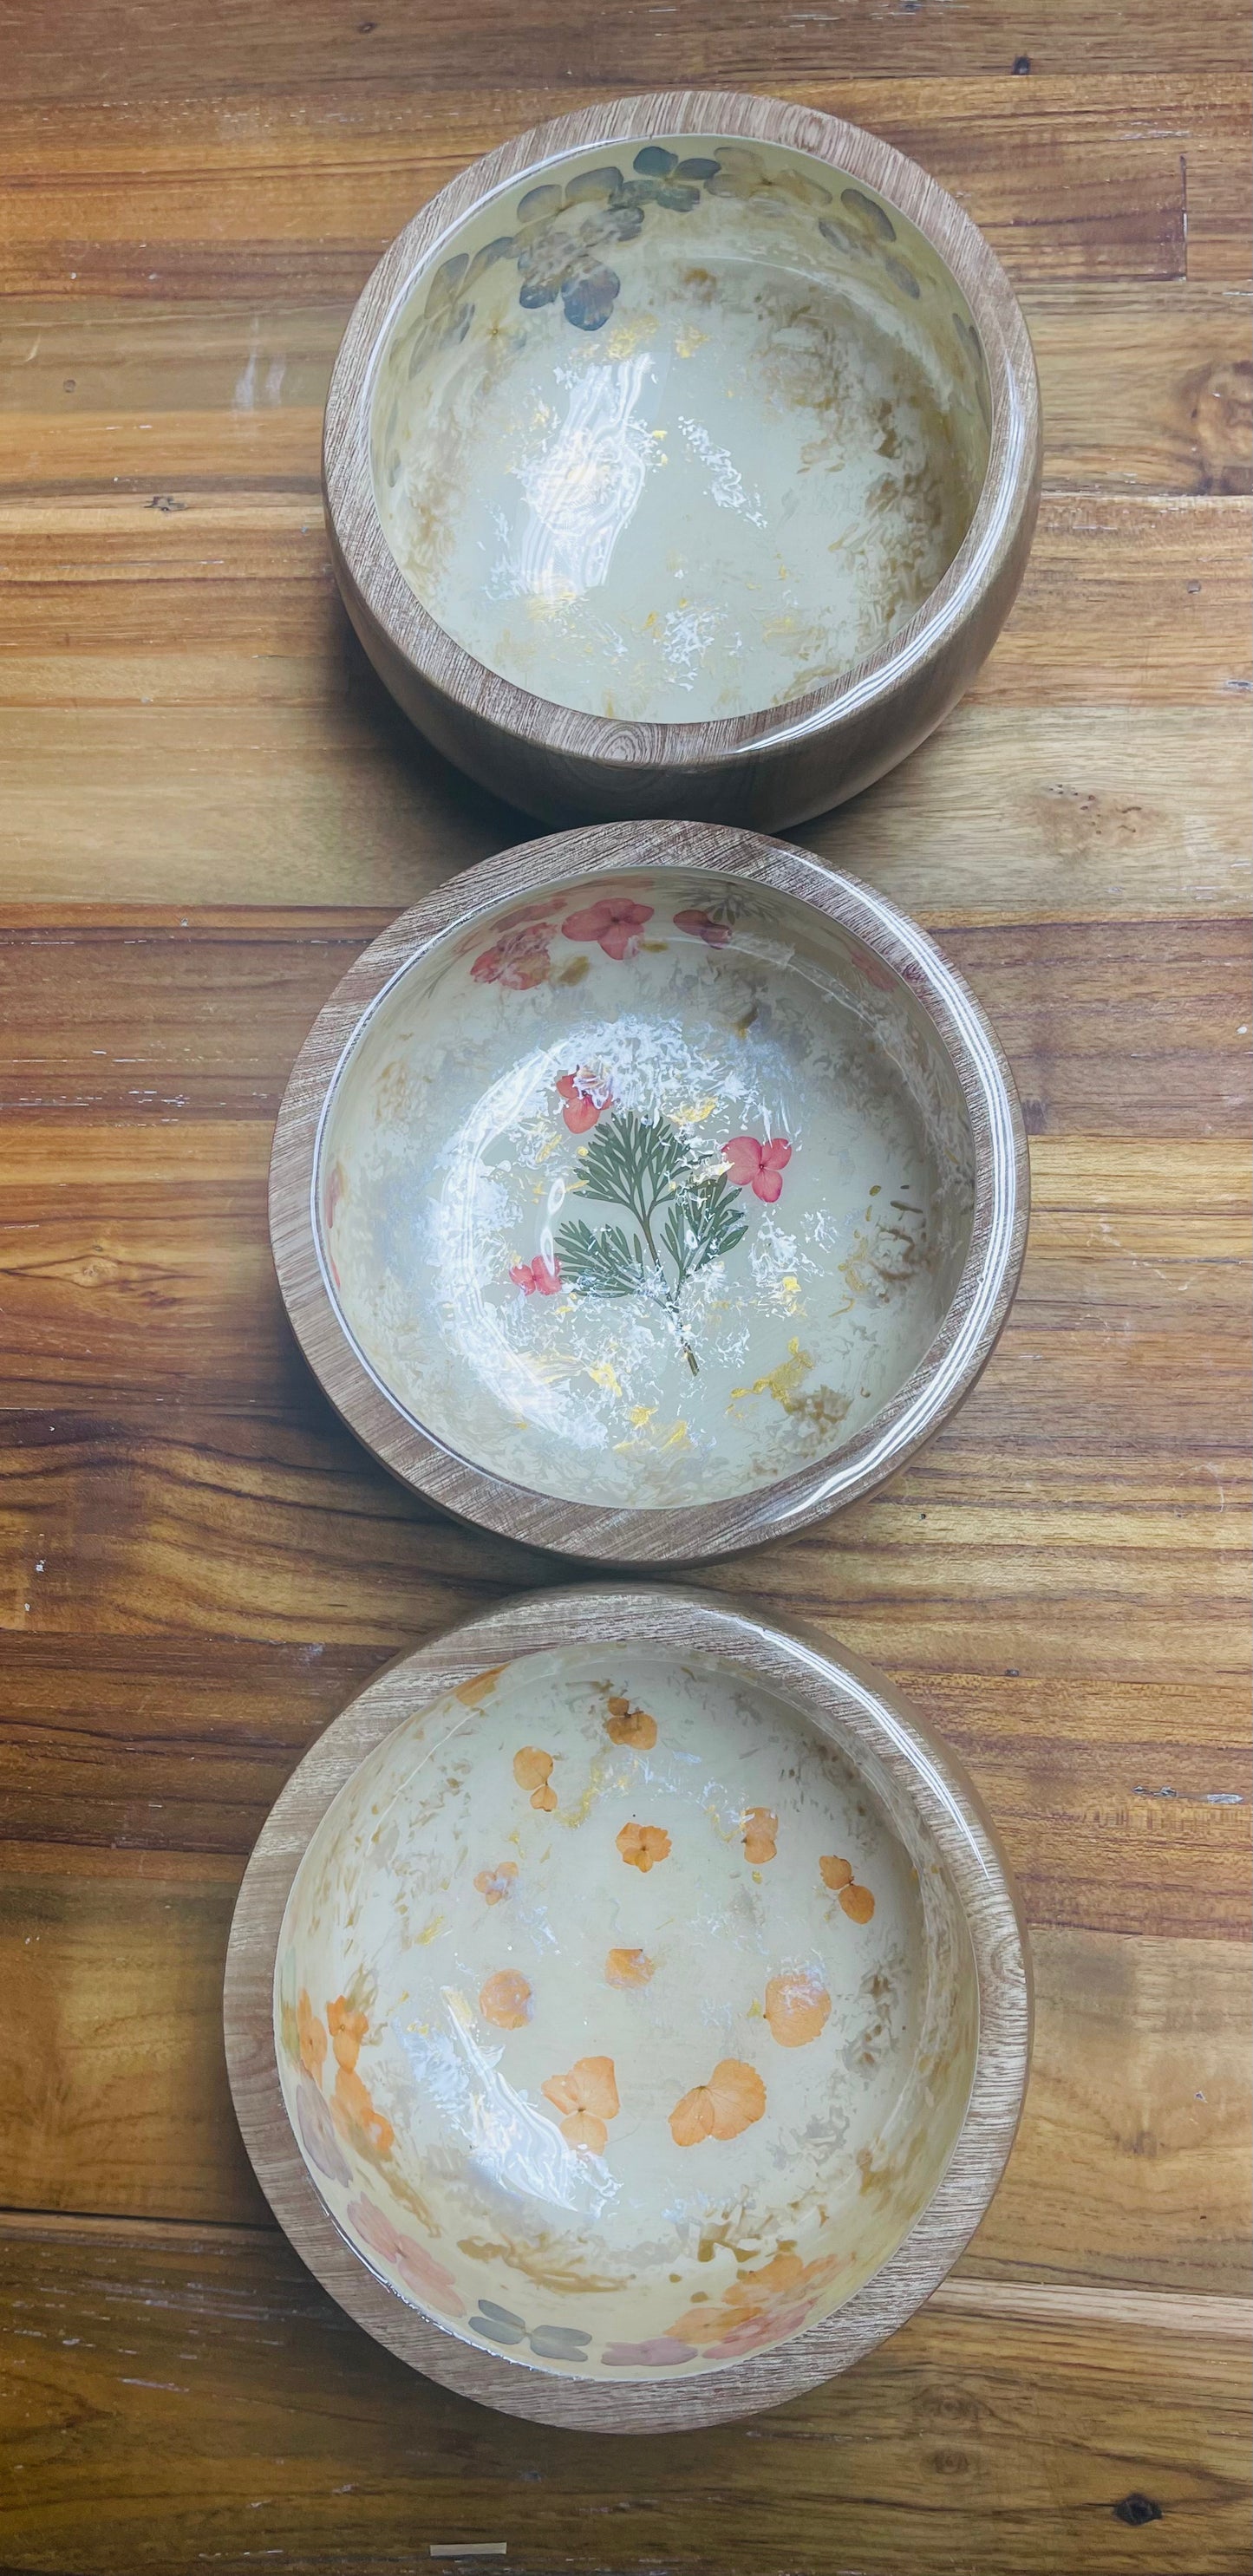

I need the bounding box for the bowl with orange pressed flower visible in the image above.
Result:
[223,1586,1031,2431]
[268,817,1028,1565]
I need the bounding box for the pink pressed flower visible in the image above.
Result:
[704,2300,811,2359]
[510,1255,563,1296]
[347,2194,463,2314]
[561,896,654,962]
[673,907,732,948]
[722,1134,793,1203]
[556,1070,612,1133]
[601,2336,699,2367]
[471,923,553,990]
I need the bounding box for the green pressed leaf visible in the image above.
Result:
[554,1216,652,1300]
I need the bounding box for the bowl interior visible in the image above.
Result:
[317,867,977,1513]
[369,133,993,723]
[276,1642,979,2382]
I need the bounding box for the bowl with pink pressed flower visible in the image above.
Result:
[268,818,1028,1562]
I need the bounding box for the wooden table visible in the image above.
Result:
[2,6,1250,2571]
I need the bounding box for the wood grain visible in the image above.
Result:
[319,92,1041,830]
[1,2216,1249,2576]
[0,0,1249,2558]
[220,1594,1029,2429]
[4,1848,1246,2295]
[265,825,1030,1564]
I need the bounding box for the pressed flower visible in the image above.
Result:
[669,2247,843,2350]
[455,1664,506,1707]
[348,2193,463,2313]
[741,1804,778,1864]
[764,1970,832,2048]
[605,1946,654,1988]
[471,921,552,989]
[819,1854,854,1892]
[296,1989,327,2083]
[556,1069,612,1132]
[839,1879,876,1923]
[480,1970,533,2030]
[673,906,732,947]
[509,1253,563,1296]
[669,2058,766,2147]
[616,1820,671,1873]
[602,2335,698,2366]
[331,2063,395,2158]
[605,1695,657,1750]
[513,1745,558,1811]
[327,1995,369,2071]
[722,1134,793,1203]
[474,1861,518,1906]
[703,2299,812,2358]
[295,2072,350,2185]
[560,896,654,961]
[542,2054,620,2154]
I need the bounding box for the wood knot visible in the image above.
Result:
[1113,2494,1164,2527]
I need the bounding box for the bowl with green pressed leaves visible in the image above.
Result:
[323,88,1040,826]
[268,818,1028,1563]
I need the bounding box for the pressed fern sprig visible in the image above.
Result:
[554,1110,749,1374]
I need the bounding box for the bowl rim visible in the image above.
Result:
[323,88,1040,770]
[268,818,1029,1563]
[223,1585,1032,2433]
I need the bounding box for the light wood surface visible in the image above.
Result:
[0,0,1250,2566]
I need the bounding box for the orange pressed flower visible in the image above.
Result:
[327,1995,369,2071]
[479,1970,533,2030]
[839,1880,876,1923]
[764,1970,832,2048]
[330,2063,395,2158]
[513,1745,558,1812]
[473,1861,518,1907]
[819,1854,853,1891]
[541,2055,621,2154]
[605,1695,658,1750]
[669,2058,766,2147]
[616,1821,671,1873]
[605,1947,654,1988]
[669,2246,844,2351]
[455,1665,506,1707]
[741,1805,778,1864]
[297,1989,327,2082]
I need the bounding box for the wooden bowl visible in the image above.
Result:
[270,819,1028,1564]
[224,1586,1030,2432]
[323,90,1040,829]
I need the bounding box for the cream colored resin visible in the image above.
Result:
[317,869,976,1510]
[370,136,991,722]
[276,1646,978,2380]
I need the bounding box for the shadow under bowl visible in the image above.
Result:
[269,820,1028,1564]
[324,90,1041,827]
[224,1588,1031,2430]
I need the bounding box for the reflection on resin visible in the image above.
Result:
[277,1646,979,2378]
[370,138,991,721]
[317,871,976,1510]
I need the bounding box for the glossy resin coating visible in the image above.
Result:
[317,865,976,1511]
[275,1642,977,2382]
[323,95,1041,827]
[371,134,990,724]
